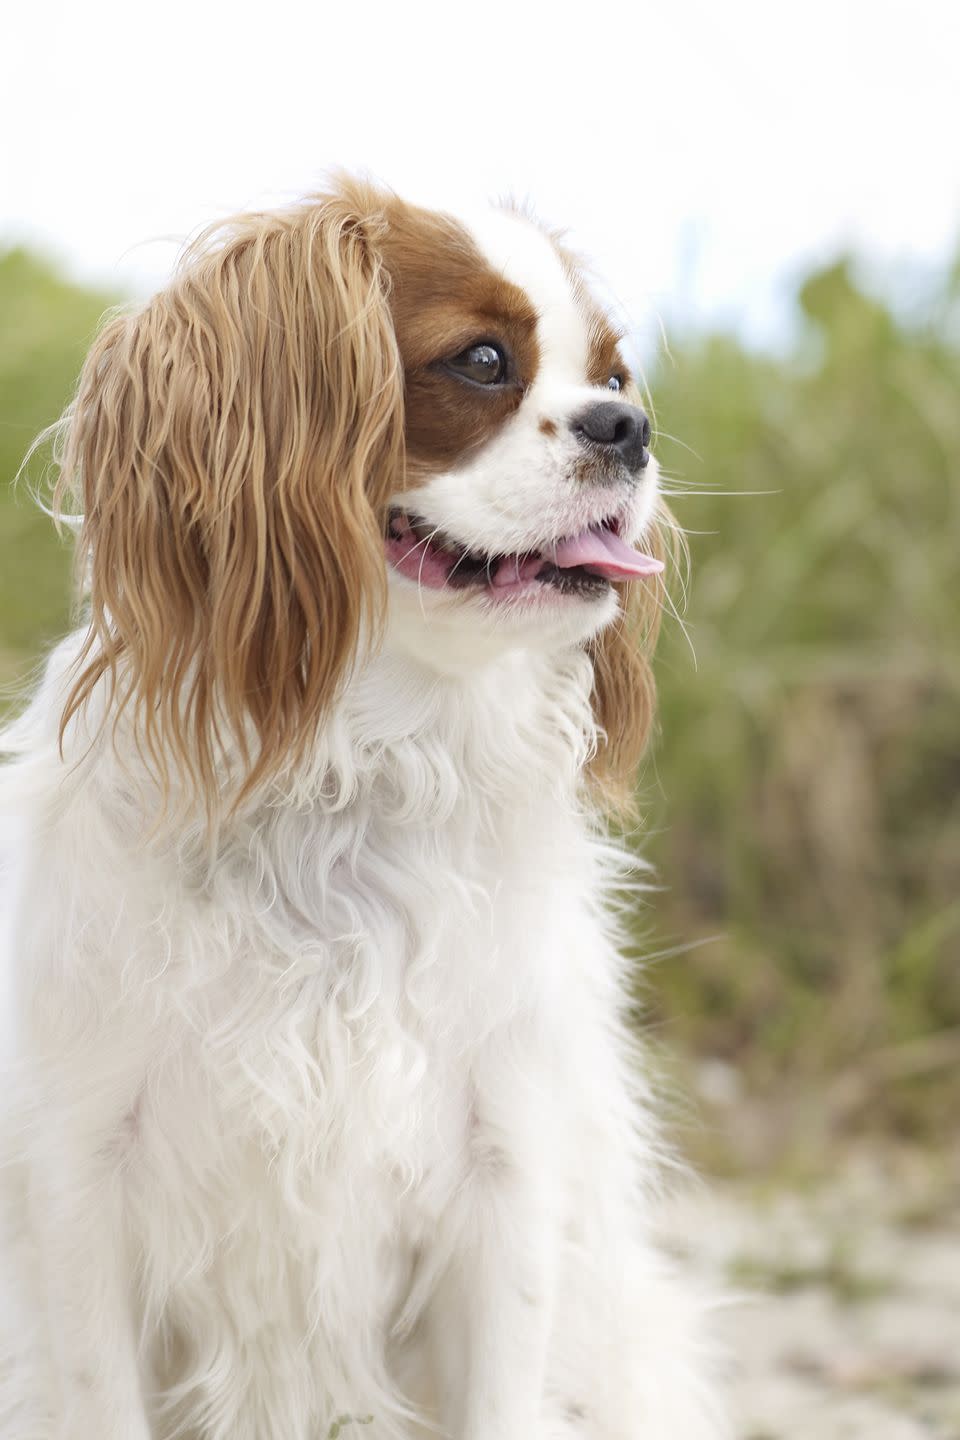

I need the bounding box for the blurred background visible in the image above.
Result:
[2,2,958,1434]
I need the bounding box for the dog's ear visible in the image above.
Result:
[586,513,669,818]
[56,191,403,808]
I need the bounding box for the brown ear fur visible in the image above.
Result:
[587,379,676,818]
[586,525,668,819]
[55,189,403,809]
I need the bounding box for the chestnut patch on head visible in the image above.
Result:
[538,416,558,437]
[373,197,541,478]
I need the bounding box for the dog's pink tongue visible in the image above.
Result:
[552,525,664,579]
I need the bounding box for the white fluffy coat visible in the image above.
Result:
[0,635,722,1439]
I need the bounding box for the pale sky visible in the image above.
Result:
[4,0,959,353]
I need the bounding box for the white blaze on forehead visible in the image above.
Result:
[460,207,589,383]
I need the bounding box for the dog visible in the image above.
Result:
[0,178,725,1439]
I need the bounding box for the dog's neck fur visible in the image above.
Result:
[289,641,599,822]
[13,632,604,907]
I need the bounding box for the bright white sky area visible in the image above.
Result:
[4,0,959,355]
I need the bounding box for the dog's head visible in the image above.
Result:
[56,179,668,811]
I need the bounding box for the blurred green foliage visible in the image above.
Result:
[643,259,960,1141]
[0,249,114,669]
[1,245,957,1144]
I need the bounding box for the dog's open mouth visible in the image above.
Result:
[385,509,663,597]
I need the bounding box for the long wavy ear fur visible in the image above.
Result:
[587,418,677,819]
[55,188,403,811]
[586,534,667,820]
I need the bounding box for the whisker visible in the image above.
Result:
[443,549,470,587]
[659,519,720,538]
[395,534,432,567]
[651,429,703,461]
[414,524,445,620]
[659,487,780,498]
[652,581,698,670]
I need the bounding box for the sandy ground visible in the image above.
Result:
[659,1160,960,1439]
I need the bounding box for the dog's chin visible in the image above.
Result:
[385,556,621,675]
[381,494,661,672]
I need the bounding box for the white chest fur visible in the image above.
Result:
[0,638,722,1440]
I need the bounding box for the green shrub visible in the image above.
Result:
[0,249,114,674]
[641,258,960,1125]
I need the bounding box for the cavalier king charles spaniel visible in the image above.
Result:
[0,179,725,1439]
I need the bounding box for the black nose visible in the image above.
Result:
[571,401,651,473]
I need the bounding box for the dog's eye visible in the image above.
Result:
[607,374,624,393]
[446,342,508,386]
